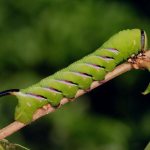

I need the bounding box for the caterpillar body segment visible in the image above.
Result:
[14,92,48,123]
[0,29,147,123]
[53,71,93,89]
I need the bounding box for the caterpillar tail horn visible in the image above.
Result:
[0,89,20,97]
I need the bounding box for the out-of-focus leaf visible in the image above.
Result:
[143,83,150,95]
[0,0,150,150]
[0,139,29,150]
[145,142,150,150]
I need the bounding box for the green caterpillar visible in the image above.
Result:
[0,29,148,124]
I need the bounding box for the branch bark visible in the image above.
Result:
[0,50,150,140]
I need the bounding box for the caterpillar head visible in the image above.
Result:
[141,29,148,51]
[101,29,148,62]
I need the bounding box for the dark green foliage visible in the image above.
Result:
[0,0,150,150]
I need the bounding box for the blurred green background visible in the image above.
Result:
[0,0,150,149]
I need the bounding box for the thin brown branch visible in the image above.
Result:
[0,50,150,140]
